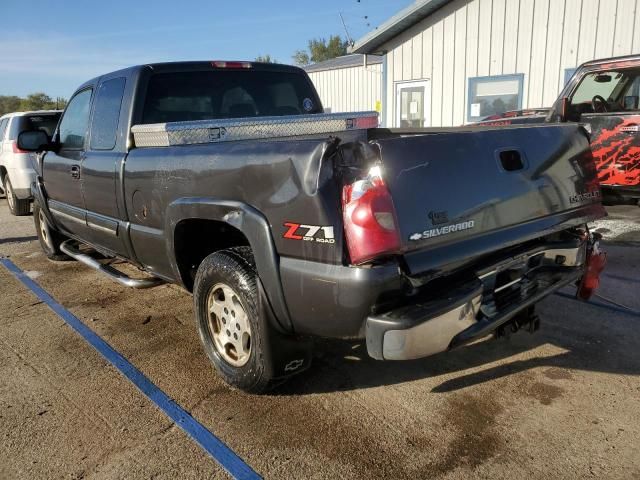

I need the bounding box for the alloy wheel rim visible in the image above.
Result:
[206,283,251,367]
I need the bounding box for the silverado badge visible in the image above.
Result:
[409,220,475,241]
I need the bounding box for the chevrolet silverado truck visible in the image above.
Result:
[481,54,640,205]
[19,61,606,393]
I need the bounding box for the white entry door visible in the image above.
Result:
[395,81,430,128]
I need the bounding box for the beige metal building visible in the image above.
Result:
[304,54,383,114]
[336,0,640,127]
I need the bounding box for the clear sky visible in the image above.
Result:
[0,0,412,99]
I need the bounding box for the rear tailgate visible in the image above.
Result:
[375,124,605,275]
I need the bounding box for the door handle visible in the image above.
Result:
[620,125,640,134]
[70,165,80,179]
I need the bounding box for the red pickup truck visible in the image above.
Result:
[480,55,640,205]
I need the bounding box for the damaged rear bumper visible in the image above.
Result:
[366,243,588,361]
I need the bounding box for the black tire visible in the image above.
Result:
[194,247,276,393]
[3,175,30,216]
[33,203,69,261]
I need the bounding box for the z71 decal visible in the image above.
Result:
[283,223,335,244]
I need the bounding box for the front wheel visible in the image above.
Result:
[33,203,69,261]
[194,247,276,393]
[3,176,30,216]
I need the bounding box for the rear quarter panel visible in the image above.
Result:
[124,138,347,279]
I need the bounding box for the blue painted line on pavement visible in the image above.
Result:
[554,291,640,318]
[0,258,261,480]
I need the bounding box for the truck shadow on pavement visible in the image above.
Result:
[280,298,640,395]
[0,235,37,245]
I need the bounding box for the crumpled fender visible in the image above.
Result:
[164,198,293,333]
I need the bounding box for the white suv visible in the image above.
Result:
[0,110,61,215]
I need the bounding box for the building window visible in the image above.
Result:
[564,68,577,86]
[467,74,524,122]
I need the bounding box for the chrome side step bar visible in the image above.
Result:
[60,240,164,289]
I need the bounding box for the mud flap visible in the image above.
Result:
[257,281,313,380]
[30,177,60,231]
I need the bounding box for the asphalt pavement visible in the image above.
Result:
[0,201,639,479]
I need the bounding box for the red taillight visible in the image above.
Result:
[12,141,28,154]
[211,61,252,69]
[577,243,607,300]
[342,166,401,264]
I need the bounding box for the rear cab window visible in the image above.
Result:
[141,69,322,124]
[7,113,61,140]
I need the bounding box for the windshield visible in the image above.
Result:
[142,70,322,124]
[569,69,640,113]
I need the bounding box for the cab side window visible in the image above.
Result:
[59,89,93,149]
[90,77,126,150]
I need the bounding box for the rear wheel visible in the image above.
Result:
[193,247,276,393]
[3,176,30,216]
[34,203,69,261]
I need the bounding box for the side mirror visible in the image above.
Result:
[17,130,52,152]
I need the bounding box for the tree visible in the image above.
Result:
[292,50,311,67]
[0,96,22,117]
[255,54,277,63]
[292,35,349,66]
[0,93,66,116]
[20,93,56,111]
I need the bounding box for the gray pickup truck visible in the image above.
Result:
[19,61,606,392]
